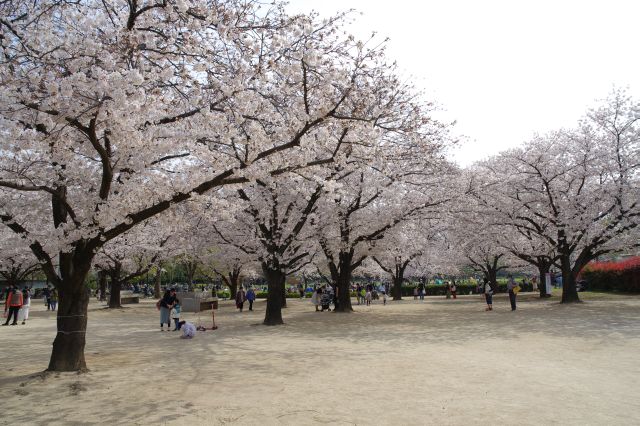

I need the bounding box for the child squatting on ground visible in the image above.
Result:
[180,321,196,338]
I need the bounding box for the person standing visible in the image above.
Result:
[418,282,425,301]
[3,286,23,326]
[246,287,256,311]
[43,286,51,310]
[49,288,58,311]
[235,287,246,312]
[311,288,321,312]
[446,282,452,299]
[159,289,176,331]
[18,287,31,325]
[507,275,517,311]
[171,299,182,331]
[451,282,457,299]
[483,278,493,311]
[413,287,418,300]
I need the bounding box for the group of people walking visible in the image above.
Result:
[235,287,256,312]
[42,286,58,311]
[3,285,31,326]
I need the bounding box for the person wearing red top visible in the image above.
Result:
[3,286,23,326]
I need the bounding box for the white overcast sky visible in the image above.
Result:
[286,0,640,165]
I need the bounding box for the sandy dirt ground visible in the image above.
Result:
[1,292,639,425]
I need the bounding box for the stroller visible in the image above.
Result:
[320,292,332,311]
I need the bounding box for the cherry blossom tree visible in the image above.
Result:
[209,177,321,325]
[445,194,510,291]
[93,220,169,308]
[197,239,255,299]
[2,0,420,370]
[466,167,557,297]
[473,91,640,302]
[315,155,457,311]
[499,227,557,297]
[371,219,447,300]
[0,229,41,289]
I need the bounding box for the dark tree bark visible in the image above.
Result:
[228,271,241,302]
[557,229,581,303]
[108,279,122,308]
[98,270,107,301]
[334,251,354,312]
[49,278,90,371]
[262,263,285,325]
[487,267,498,291]
[392,275,403,300]
[106,261,123,308]
[560,251,580,303]
[47,240,93,372]
[537,258,552,298]
[45,187,94,371]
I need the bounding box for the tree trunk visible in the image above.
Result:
[262,263,285,325]
[228,275,239,302]
[487,268,498,292]
[537,261,551,298]
[47,245,93,372]
[392,276,403,301]
[44,188,94,372]
[560,253,580,303]
[154,270,161,299]
[334,251,353,312]
[281,280,287,308]
[48,281,90,371]
[98,271,107,301]
[108,279,122,308]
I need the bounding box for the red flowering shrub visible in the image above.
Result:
[581,257,640,292]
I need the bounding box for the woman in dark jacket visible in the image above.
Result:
[235,287,246,312]
[159,289,176,331]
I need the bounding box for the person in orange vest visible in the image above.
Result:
[3,286,23,326]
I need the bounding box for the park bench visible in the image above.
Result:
[120,291,140,304]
